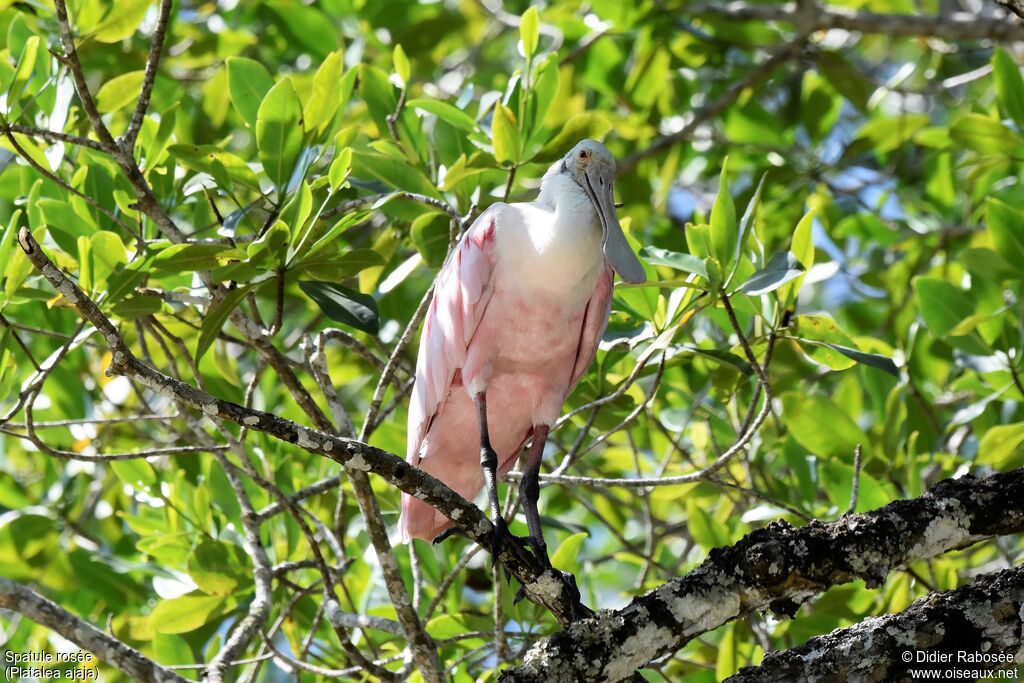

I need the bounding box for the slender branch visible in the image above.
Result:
[52,0,119,150]
[688,1,1024,42]
[0,123,109,152]
[525,391,771,489]
[123,0,173,150]
[618,36,808,175]
[359,281,435,440]
[726,565,1024,682]
[0,578,189,683]
[501,467,1024,682]
[844,445,863,516]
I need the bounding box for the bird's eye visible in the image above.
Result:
[578,149,590,160]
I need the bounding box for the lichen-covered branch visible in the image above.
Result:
[500,468,1024,682]
[726,564,1024,682]
[16,226,584,627]
[0,578,189,683]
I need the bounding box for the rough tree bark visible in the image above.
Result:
[500,468,1024,682]
[727,565,1024,682]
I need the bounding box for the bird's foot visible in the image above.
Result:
[490,516,513,567]
[526,532,551,569]
[432,526,469,545]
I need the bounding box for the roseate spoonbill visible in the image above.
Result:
[399,139,646,564]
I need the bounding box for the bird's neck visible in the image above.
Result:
[538,173,579,211]
[527,174,603,262]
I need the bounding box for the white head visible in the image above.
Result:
[541,139,646,284]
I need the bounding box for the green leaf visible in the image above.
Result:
[110,459,158,491]
[96,70,145,114]
[550,531,587,573]
[491,102,519,165]
[520,6,539,60]
[950,113,1023,154]
[153,634,194,674]
[411,212,450,268]
[90,231,127,291]
[150,594,225,635]
[293,248,385,280]
[793,314,858,371]
[227,57,276,130]
[304,52,345,134]
[299,281,380,334]
[196,285,253,363]
[986,198,1024,275]
[6,35,39,110]
[733,172,767,272]
[0,210,22,302]
[110,294,164,319]
[709,162,737,271]
[91,0,150,43]
[815,51,874,112]
[977,422,1024,468]
[328,148,352,193]
[686,498,729,550]
[781,209,815,306]
[825,344,899,377]
[256,77,305,191]
[152,244,242,273]
[393,44,410,87]
[992,48,1024,130]
[639,246,707,279]
[781,393,869,460]
[350,150,441,198]
[168,144,261,190]
[856,114,930,154]
[737,251,804,296]
[187,540,250,596]
[913,277,975,337]
[407,99,478,132]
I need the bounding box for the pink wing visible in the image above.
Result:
[405,204,503,466]
[569,263,614,390]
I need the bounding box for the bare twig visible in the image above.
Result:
[844,445,864,517]
[688,1,1024,42]
[0,578,189,683]
[123,0,173,150]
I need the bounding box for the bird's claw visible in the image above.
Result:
[432,526,468,545]
[490,516,512,567]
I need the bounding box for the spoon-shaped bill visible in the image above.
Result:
[583,165,646,284]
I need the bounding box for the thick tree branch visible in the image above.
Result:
[997,0,1024,20]
[0,578,189,683]
[16,226,584,627]
[500,468,1024,682]
[689,1,1024,41]
[726,564,1024,682]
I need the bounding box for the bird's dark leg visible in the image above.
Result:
[474,392,510,564]
[520,424,551,567]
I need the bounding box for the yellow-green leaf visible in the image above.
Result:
[520,6,539,60]
[96,70,145,114]
[492,102,519,165]
[393,44,410,87]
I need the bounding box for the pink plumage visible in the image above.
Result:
[399,203,614,541]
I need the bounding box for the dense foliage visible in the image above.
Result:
[1,0,1023,681]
